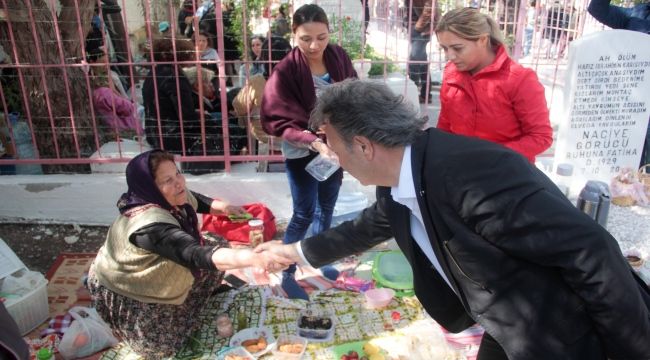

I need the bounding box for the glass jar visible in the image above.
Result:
[248,218,264,247]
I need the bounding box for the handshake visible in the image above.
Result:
[250,241,300,273]
[209,241,303,274]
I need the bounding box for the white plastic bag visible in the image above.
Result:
[58,306,118,359]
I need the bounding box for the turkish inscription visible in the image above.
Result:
[554,30,650,186]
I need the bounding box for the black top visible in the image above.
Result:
[129,191,220,270]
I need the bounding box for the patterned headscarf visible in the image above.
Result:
[117,150,201,242]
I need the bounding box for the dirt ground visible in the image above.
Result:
[0,223,109,274]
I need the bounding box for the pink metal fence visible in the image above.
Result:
[0,0,593,174]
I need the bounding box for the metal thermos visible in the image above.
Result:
[576,180,611,228]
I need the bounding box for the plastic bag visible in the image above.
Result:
[610,167,649,206]
[58,306,118,359]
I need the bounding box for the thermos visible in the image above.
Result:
[576,180,610,228]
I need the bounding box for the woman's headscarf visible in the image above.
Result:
[116,150,201,241]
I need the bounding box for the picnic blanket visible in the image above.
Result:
[99,286,481,359]
[41,251,483,360]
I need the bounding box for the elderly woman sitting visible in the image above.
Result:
[87,149,290,358]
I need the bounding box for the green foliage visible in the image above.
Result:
[231,0,267,58]
[328,15,398,76]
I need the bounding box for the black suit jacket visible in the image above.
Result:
[302,128,650,359]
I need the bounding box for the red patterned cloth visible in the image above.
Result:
[40,313,73,337]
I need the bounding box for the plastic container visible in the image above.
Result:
[216,346,255,360]
[0,238,49,335]
[555,163,573,197]
[372,251,414,297]
[296,309,335,342]
[229,326,275,357]
[272,334,307,359]
[305,154,339,181]
[248,218,264,247]
[9,113,42,175]
[89,139,151,174]
[363,288,395,309]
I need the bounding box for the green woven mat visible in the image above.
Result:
[99,286,427,360]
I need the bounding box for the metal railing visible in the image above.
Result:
[0,0,596,174]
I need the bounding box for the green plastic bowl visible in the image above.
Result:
[371,250,414,297]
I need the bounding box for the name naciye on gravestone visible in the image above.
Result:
[554,30,650,189]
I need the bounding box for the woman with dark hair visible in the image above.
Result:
[88,150,290,358]
[142,38,221,170]
[435,8,552,163]
[237,34,266,87]
[192,30,219,72]
[260,4,357,300]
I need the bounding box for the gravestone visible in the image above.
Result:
[553,30,650,192]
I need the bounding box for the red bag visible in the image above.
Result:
[201,203,277,245]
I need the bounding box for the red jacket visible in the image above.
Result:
[437,46,552,162]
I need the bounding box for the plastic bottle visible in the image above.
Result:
[248,219,264,248]
[555,163,573,197]
[9,113,42,175]
[36,348,54,360]
[237,306,248,330]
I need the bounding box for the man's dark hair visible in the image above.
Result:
[310,79,427,148]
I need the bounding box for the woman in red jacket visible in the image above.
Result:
[435,8,552,163]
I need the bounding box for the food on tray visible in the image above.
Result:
[241,336,267,353]
[299,315,333,330]
[278,342,304,354]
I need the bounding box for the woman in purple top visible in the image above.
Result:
[260,4,357,300]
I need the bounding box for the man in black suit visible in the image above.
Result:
[257,79,650,359]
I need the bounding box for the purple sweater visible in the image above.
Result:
[260,44,357,144]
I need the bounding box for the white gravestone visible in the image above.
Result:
[554,30,650,192]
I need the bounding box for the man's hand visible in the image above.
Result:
[253,247,293,273]
[254,240,301,264]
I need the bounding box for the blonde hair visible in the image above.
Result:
[435,8,504,51]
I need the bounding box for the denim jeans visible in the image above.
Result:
[524,26,534,56]
[409,30,431,98]
[283,153,343,272]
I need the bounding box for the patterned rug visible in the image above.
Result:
[45,253,95,316]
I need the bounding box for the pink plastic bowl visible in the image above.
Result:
[364,288,395,308]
